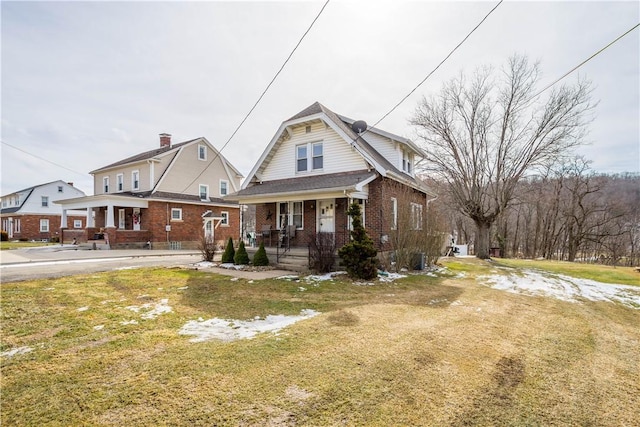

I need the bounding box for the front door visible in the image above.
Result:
[318,199,335,233]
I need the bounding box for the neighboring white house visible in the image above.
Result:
[1,180,86,241]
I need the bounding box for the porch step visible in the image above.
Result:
[276,254,310,274]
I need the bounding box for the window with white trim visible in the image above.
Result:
[296,142,323,173]
[58,186,63,193]
[220,211,229,226]
[40,219,49,232]
[199,184,209,201]
[219,180,228,196]
[132,170,140,190]
[411,203,423,230]
[391,198,398,230]
[171,208,182,221]
[117,174,124,192]
[198,144,207,161]
[402,150,413,174]
[292,201,303,229]
[41,196,49,207]
[14,219,21,233]
[348,199,365,231]
[73,220,82,229]
[103,176,109,193]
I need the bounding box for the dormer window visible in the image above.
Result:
[296,142,323,173]
[402,150,413,174]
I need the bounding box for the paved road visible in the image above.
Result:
[0,246,293,283]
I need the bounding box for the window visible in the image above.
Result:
[116,174,124,192]
[73,220,82,229]
[402,150,413,174]
[199,184,209,201]
[220,180,228,196]
[198,144,207,161]
[296,142,323,173]
[2,200,6,208]
[220,211,229,226]
[14,219,21,233]
[391,198,398,230]
[277,202,289,229]
[41,196,49,207]
[58,186,63,193]
[132,170,140,190]
[103,177,109,193]
[292,201,303,229]
[312,143,323,170]
[411,203,423,230]
[296,145,307,172]
[171,208,182,221]
[40,219,49,232]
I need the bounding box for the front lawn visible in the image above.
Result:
[2,261,638,425]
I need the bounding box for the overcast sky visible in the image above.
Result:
[2,0,638,196]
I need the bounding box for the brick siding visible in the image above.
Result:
[1,214,85,241]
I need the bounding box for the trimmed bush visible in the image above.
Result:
[253,242,269,266]
[221,237,235,263]
[234,241,250,265]
[338,202,378,280]
[1,230,8,241]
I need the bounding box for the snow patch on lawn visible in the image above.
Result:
[379,272,407,283]
[480,270,640,308]
[125,298,172,319]
[179,309,320,342]
[77,306,89,312]
[1,346,33,358]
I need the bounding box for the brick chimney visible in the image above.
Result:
[67,182,74,187]
[159,133,172,148]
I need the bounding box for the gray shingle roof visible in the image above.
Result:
[230,170,377,199]
[90,139,198,173]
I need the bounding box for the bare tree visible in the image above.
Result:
[411,55,594,258]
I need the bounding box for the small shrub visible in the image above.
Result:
[234,241,250,265]
[199,234,216,262]
[253,242,269,266]
[221,237,235,263]
[0,230,8,241]
[309,232,336,273]
[338,203,378,280]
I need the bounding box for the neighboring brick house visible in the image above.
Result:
[56,134,243,249]
[1,180,86,241]
[228,102,434,260]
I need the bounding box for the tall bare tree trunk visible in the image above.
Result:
[475,221,491,259]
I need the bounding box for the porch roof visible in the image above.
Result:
[55,191,239,210]
[227,170,377,203]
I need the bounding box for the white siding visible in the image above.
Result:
[363,132,401,170]
[260,121,368,181]
[19,181,86,214]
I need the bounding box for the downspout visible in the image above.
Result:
[166,203,170,244]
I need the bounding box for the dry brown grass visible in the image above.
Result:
[1,261,639,426]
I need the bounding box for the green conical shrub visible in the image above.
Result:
[253,241,269,266]
[338,202,378,280]
[221,237,235,263]
[234,240,250,265]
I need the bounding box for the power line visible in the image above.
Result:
[368,0,503,132]
[531,22,639,99]
[1,139,87,177]
[181,0,331,193]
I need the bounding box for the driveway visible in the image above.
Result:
[0,246,292,283]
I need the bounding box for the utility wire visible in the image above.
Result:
[367,0,503,132]
[181,0,330,193]
[1,139,87,177]
[531,22,639,99]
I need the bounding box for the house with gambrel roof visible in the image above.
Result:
[228,102,434,263]
[56,134,243,249]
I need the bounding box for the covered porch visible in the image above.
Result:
[55,194,150,248]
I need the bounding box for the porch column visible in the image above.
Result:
[86,207,95,227]
[60,209,68,228]
[106,204,115,228]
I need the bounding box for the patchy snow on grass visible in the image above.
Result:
[480,270,640,309]
[277,275,301,281]
[120,320,138,326]
[125,298,173,319]
[93,325,105,331]
[219,263,245,270]
[305,271,347,282]
[193,261,215,268]
[379,272,407,283]
[1,346,33,358]
[179,309,320,343]
[77,306,89,312]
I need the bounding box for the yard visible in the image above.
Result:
[1,258,639,426]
